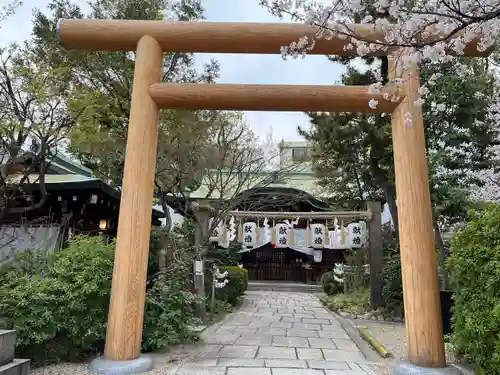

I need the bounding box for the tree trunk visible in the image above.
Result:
[369,156,399,238]
[432,210,450,290]
[158,194,172,275]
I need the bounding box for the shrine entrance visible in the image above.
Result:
[56,18,489,369]
[241,244,343,283]
[243,244,310,282]
[207,188,378,285]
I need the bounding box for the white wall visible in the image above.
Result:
[153,205,184,229]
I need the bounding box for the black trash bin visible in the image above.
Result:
[440,290,454,335]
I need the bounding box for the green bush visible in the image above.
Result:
[240,267,249,290]
[321,271,342,295]
[215,266,248,306]
[447,205,500,375]
[142,278,203,352]
[207,241,242,267]
[381,258,404,317]
[206,299,234,315]
[320,288,371,315]
[0,236,115,364]
[0,235,202,366]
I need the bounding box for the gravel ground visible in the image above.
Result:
[30,344,200,375]
[348,319,460,375]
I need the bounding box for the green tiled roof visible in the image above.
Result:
[188,168,328,200]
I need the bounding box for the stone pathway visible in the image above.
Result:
[167,291,381,375]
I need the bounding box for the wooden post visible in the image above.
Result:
[367,201,383,309]
[390,63,445,367]
[193,207,211,317]
[103,35,163,361]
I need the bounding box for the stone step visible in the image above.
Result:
[0,331,15,367]
[247,282,322,293]
[0,358,30,375]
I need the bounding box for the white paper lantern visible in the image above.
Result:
[209,218,223,243]
[347,222,365,248]
[310,223,326,248]
[313,249,323,263]
[275,223,289,248]
[242,222,257,247]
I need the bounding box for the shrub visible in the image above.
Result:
[207,241,242,267]
[206,299,234,315]
[320,288,371,315]
[321,271,342,295]
[0,234,201,366]
[447,205,500,375]
[215,266,248,306]
[0,236,115,364]
[381,258,404,317]
[142,241,203,351]
[142,278,203,352]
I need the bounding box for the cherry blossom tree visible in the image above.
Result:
[258,0,500,128]
[0,1,20,25]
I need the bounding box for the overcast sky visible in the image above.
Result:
[0,0,346,142]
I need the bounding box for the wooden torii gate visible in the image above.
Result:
[57,19,489,370]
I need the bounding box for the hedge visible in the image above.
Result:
[447,204,500,375]
[216,266,248,306]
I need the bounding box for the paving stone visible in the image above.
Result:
[293,314,316,319]
[217,359,265,367]
[233,327,259,334]
[277,313,295,318]
[271,322,293,328]
[271,369,326,375]
[176,366,227,375]
[205,333,241,344]
[292,323,322,330]
[195,344,223,358]
[322,349,366,361]
[307,360,352,370]
[333,339,361,351]
[313,312,333,317]
[175,292,371,375]
[278,309,297,314]
[258,327,287,335]
[253,312,275,318]
[249,322,274,329]
[218,345,259,358]
[282,317,302,323]
[225,317,254,325]
[272,336,309,348]
[227,367,271,375]
[258,308,279,313]
[302,318,332,324]
[235,334,273,346]
[287,329,319,338]
[321,324,346,331]
[181,359,218,367]
[256,346,297,359]
[296,348,324,360]
[259,318,280,324]
[318,330,351,340]
[308,338,337,349]
[265,359,307,368]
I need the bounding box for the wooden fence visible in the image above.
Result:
[244,263,332,284]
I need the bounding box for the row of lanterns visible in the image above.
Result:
[209,218,368,249]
